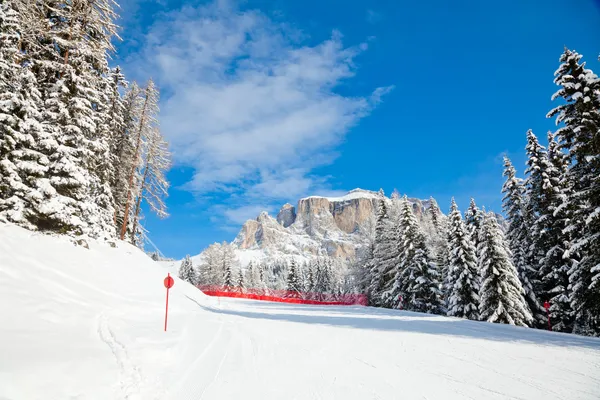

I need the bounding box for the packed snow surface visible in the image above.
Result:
[1,224,600,400]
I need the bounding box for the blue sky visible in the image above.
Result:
[114,0,600,259]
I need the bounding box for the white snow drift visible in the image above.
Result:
[1,223,599,399]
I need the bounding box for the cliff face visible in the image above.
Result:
[197,189,502,267]
[231,189,427,264]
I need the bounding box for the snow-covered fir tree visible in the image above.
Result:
[0,0,171,247]
[478,212,532,327]
[237,267,245,292]
[446,198,480,320]
[424,196,450,301]
[387,196,443,313]
[286,259,302,293]
[178,255,197,285]
[503,154,545,327]
[367,190,397,306]
[547,48,600,335]
[0,3,49,230]
[245,261,259,289]
[538,132,574,332]
[464,198,484,259]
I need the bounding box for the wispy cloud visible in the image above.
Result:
[366,9,383,24]
[128,0,392,225]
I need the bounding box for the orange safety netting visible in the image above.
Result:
[197,286,368,306]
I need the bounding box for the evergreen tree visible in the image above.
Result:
[503,154,545,327]
[478,212,532,327]
[548,48,600,335]
[425,196,450,302]
[221,243,237,289]
[0,3,49,229]
[306,260,316,293]
[388,196,443,313]
[539,132,574,332]
[237,267,245,292]
[368,190,397,306]
[245,261,257,289]
[286,259,302,293]
[464,198,484,259]
[447,198,480,320]
[178,255,197,284]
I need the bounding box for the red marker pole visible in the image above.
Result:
[164,273,174,332]
[543,301,551,331]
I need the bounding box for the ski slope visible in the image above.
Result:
[1,223,600,400]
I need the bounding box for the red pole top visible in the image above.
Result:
[164,273,174,289]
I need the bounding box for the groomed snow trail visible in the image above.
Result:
[1,223,600,400]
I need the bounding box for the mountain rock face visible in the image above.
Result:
[229,189,429,266]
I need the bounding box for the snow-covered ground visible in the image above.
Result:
[1,223,599,400]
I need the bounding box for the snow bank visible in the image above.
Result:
[0,223,217,400]
[1,223,600,400]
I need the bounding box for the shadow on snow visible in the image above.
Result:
[185,295,600,350]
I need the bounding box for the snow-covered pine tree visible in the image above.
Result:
[178,255,197,284]
[286,258,302,293]
[367,189,389,306]
[221,242,237,289]
[245,261,257,289]
[0,3,49,229]
[503,154,545,327]
[388,196,443,313]
[464,198,484,258]
[538,132,574,332]
[237,267,245,292]
[306,260,316,293]
[351,240,374,296]
[478,211,532,327]
[367,190,396,306]
[446,198,480,320]
[547,48,600,335]
[424,196,450,301]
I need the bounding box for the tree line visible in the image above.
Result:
[178,241,351,296]
[353,48,600,336]
[0,0,170,246]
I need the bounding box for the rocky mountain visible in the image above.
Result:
[219,189,431,267]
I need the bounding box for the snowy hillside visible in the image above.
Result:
[1,223,600,399]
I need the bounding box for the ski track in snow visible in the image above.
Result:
[97,313,143,400]
[2,224,600,400]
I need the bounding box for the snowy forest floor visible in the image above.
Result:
[1,224,599,400]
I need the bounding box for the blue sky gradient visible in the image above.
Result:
[114,0,600,258]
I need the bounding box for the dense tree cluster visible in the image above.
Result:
[0,0,171,246]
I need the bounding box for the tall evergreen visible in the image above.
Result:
[538,132,574,332]
[0,3,49,230]
[237,267,245,292]
[388,196,443,313]
[447,199,480,320]
[503,154,545,327]
[548,48,600,335]
[464,198,484,258]
[478,212,532,327]
[368,190,397,306]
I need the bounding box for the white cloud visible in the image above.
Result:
[128,0,392,224]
